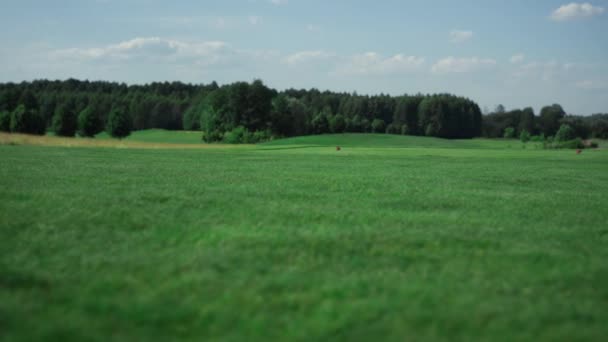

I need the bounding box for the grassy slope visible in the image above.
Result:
[1,134,608,341]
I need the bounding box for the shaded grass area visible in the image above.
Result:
[95,129,205,145]
[1,139,608,341]
[261,133,530,149]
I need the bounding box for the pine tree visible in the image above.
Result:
[77,106,102,137]
[106,107,132,139]
[52,101,78,137]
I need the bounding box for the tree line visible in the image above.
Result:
[1,79,606,142]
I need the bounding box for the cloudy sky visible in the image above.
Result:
[1,0,607,114]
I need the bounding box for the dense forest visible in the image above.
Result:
[1,79,607,143]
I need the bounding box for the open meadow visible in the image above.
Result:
[1,132,608,341]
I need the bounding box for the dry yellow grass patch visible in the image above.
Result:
[0,132,253,149]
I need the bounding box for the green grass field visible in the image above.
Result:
[1,132,608,341]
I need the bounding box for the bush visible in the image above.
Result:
[401,124,411,135]
[520,130,531,143]
[530,134,545,142]
[202,130,223,143]
[503,127,515,139]
[555,124,575,142]
[223,126,250,144]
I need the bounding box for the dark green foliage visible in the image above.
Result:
[2,79,607,144]
[0,110,10,132]
[503,127,515,139]
[106,107,132,139]
[77,106,102,137]
[371,119,386,133]
[222,126,270,144]
[418,94,481,138]
[520,130,531,143]
[329,114,346,133]
[549,138,584,149]
[311,111,330,134]
[52,100,78,137]
[9,105,46,135]
[539,104,566,136]
[385,123,400,135]
[555,124,575,142]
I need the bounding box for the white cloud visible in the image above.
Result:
[449,30,473,43]
[51,37,246,68]
[431,57,496,74]
[575,80,606,89]
[284,50,334,66]
[337,52,426,75]
[510,54,525,64]
[551,2,604,21]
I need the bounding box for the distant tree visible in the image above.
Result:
[329,114,346,133]
[518,107,535,135]
[555,124,575,142]
[371,119,386,133]
[539,104,566,136]
[520,130,531,143]
[19,90,39,111]
[503,127,515,139]
[106,106,132,139]
[0,110,10,132]
[52,100,78,137]
[77,106,102,137]
[10,104,46,135]
[495,104,506,114]
[311,111,330,134]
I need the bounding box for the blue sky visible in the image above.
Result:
[1,0,607,114]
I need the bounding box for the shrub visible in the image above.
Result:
[401,124,411,135]
[530,134,545,142]
[503,127,515,139]
[202,130,223,143]
[252,130,271,143]
[223,126,249,144]
[555,124,575,142]
[520,130,531,143]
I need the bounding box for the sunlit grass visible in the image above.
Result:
[1,132,607,341]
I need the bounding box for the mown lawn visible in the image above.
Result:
[1,134,607,341]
